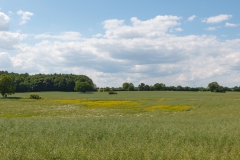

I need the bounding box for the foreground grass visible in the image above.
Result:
[0,91,240,159]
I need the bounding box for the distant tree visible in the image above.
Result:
[199,87,207,91]
[122,82,130,90]
[208,82,225,92]
[215,86,225,93]
[154,83,166,91]
[233,86,240,92]
[145,85,150,91]
[0,71,95,92]
[223,86,231,92]
[0,74,16,98]
[150,85,155,91]
[208,82,219,92]
[138,83,145,91]
[176,85,183,91]
[74,81,92,93]
[105,87,110,91]
[122,82,135,91]
[18,82,30,92]
[167,86,176,91]
[128,83,135,91]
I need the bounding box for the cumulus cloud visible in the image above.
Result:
[187,15,196,21]
[35,32,82,41]
[202,14,232,23]
[174,28,183,32]
[0,31,25,49]
[103,15,181,39]
[0,11,25,49]
[225,22,239,27]
[4,15,240,87]
[17,10,34,25]
[0,12,10,30]
[205,27,217,31]
[0,52,12,68]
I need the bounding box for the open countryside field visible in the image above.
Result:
[1,91,240,159]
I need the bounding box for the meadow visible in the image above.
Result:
[0,91,240,159]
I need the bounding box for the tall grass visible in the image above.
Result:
[0,91,240,159]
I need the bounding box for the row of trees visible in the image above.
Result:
[119,82,239,92]
[121,82,199,91]
[0,71,95,94]
[2,70,240,97]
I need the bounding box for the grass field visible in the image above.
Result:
[0,91,240,159]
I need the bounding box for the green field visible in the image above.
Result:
[0,91,240,159]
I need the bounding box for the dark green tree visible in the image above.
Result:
[74,81,92,93]
[208,82,219,92]
[138,83,145,91]
[105,87,110,91]
[128,83,135,91]
[122,82,130,90]
[0,74,16,98]
[154,83,166,91]
[233,86,240,91]
[145,85,150,91]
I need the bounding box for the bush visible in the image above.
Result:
[97,89,102,92]
[30,94,42,99]
[109,90,117,95]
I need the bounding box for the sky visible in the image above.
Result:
[0,0,240,88]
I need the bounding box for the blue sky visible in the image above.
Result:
[0,0,240,87]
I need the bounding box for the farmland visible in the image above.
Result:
[0,91,240,159]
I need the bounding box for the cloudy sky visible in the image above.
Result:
[0,0,240,87]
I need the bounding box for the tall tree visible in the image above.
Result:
[154,83,166,91]
[128,83,135,91]
[138,83,145,91]
[74,81,92,93]
[145,85,150,91]
[122,82,130,90]
[0,74,16,98]
[208,82,219,92]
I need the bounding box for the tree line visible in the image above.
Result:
[0,71,95,93]
[1,70,240,98]
[100,82,239,92]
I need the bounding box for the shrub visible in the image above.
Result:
[105,87,110,91]
[30,94,42,99]
[109,90,117,95]
[98,88,104,92]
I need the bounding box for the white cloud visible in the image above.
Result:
[202,14,232,23]
[205,27,217,31]
[93,33,103,38]
[174,28,183,32]
[0,12,10,30]
[4,15,240,87]
[225,22,239,27]
[188,15,196,21]
[0,52,12,68]
[0,31,25,49]
[103,15,181,39]
[35,32,82,41]
[17,10,34,25]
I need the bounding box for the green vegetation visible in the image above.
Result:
[74,81,92,93]
[208,82,226,92]
[29,94,42,99]
[0,74,15,98]
[1,91,240,159]
[108,90,117,94]
[122,82,135,91]
[0,71,94,92]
